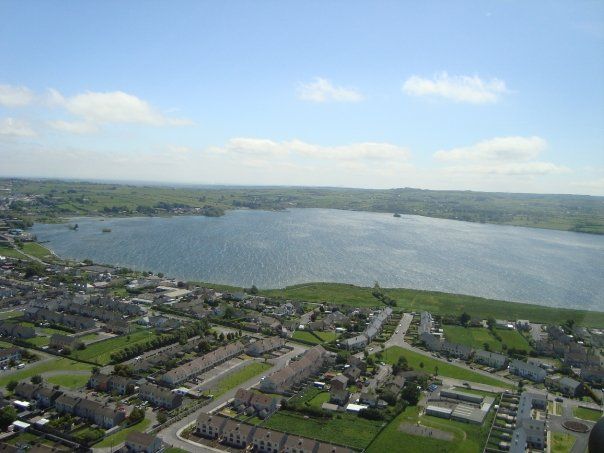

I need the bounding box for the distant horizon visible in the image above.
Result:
[1,2,603,195]
[1,174,603,198]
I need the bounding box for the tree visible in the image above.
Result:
[459,312,471,327]
[157,411,168,424]
[0,406,17,430]
[419,361,424,369]
[401,384,420,406]
[487,317,496,330]
[31,375,43,385]
[249,285,259,295]
[6,380,18,392]
[128,407,145,423]
[434,366,439,376]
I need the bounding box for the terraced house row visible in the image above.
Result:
[196,413,351,453]
[14,382,126,428]
[260,345,328,394]
[161,341,244,386]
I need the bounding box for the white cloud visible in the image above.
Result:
[210,138,410,161]
[0,118,35,137]
[49,120,99,134]
[434,136,569,177]
[402,72,508,104]
[435,136,547,162]
[0,85,34,107]
[297,78,363,103]
[52,90,192,127]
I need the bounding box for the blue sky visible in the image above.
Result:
[1,1,603,194]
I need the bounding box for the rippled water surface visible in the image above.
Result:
[32,209,604,310]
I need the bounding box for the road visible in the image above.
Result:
[157,342,308,451]
[384,313,413,348]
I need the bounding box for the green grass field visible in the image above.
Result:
[376,346,515,389]
[262,283,604,328]
[444,326,531,353]
[573,406,602,421]
[47,373,91,389]
[0,245,26,259]
[0,358,94,388]
[291,330,337,344]
[0,310,22,320]
[208,361,272,397]
[551,432,576,453]
[19,242,54,260]
[444,326,501,352]
[94,418,151,448]
[264,410,382,450]
[69,329,159,365]
[368,404,494,453]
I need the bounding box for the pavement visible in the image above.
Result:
[156,342,308,451]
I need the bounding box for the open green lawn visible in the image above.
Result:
[24,336,50,347]
[262,283,604,328]
[209,361,272,397]
[20,242,54,260]
[292,330,338,344]
[47,373,91,389]
[368,404,495,453]
[292,330,323,344]
[0,310,22,320]
[0,245,27,259]
[444,326,531,353]
[496,329,531,351]
[444,326,501,352]
[264,410,382,450]
[573,406,602,421]
[376,346,515,389]
[69,329,159,365]
[94,418,151,448]
[0,357,94,388]
[551,432,577,453]
[78,332,100,342]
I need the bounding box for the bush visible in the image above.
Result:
[359,408,384,420]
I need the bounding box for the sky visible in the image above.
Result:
[1,1,603,195]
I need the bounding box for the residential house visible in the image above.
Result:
[283,436,316,453]
[161,341,244,386]
[250,427,287,453]
[510,392,547,453]
[509,360,547,383]
[0,347,21,367]
[138,383,182,409]
[581,366,604,385]
[441,341,473,360]
[474,350,508,370]
[260,345,327,393]
[124,431,163,453]
[329,375,349,405]
[245,337,286,357]
[221,419,255,448]
[196,413,228,439]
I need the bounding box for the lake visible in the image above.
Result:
[32,209,604,310]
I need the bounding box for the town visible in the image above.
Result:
[0,224,602,452]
